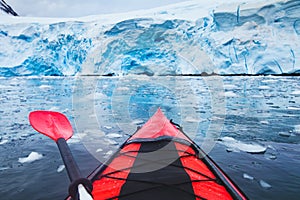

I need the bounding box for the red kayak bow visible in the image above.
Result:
[70,109,247,200]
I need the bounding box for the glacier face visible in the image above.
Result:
[0,0,300,76]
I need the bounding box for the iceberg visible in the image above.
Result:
[218,137,267,153]
[0,0,300,77]
[18,152,43,163]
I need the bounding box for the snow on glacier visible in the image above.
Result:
[0,0,300,76]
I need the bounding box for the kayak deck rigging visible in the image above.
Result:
[76,109,247,200]
[91,139,233,200]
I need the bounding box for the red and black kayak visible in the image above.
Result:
[29,109,247,200]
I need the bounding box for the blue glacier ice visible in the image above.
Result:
[1,0,300,77]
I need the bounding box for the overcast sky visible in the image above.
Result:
[8,0,187,18]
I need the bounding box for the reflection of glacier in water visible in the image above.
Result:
[1,0,300,76]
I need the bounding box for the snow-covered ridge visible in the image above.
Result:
[0,0,300,76]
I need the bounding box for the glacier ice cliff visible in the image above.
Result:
[0,0,300,76]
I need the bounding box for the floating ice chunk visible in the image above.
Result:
[131,119,144,125]
[0,139,8,145]
[291,91,300,96]
[106,133,122,138]
[67,133,87,144]
[223,91,238,97]
[261,79,278,83]
[104,138,118,145]
[67,137,80,144]
[265,154,277,160]
[223,84,238,89]
[259,180,272,189]
[104,150,113,158]
[287,106,300,110]
[39,85,52,89]
[103,126,112,130]
[116,87,130,91]
[294,125,300,134]
[49,106,59,111]
[0,167,10,171]
[20,133,34,138]
[18,152,43,163]
[260,120,269,125]
[258,86,270,90]
[279,132,291,137]
[57,165,65,173]
[67,139,80,144]
[243,173,254,180]
[219,137,267,154]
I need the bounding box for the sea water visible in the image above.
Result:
[0,76,300,199]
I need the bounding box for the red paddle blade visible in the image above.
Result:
[29,111,73,142]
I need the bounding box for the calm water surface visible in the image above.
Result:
[0,76,300,200]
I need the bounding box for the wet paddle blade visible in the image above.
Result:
[29,111,73,141]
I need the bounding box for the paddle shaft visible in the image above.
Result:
[57,138,93,200]
[57,138,81,182]
[29,111,93,199]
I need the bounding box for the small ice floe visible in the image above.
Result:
[294,125,300,134]
[264,145,278,160]
[219,137,267,154]
[104,150,113,158]
[104,138,118,145]
[264,154,277,160]
[287,106,300,110]
[67,138,80,144]
[223,91,238,97]
[223,84,238,89]
[291,90,300,96]
[18,152,43,163]
[57,165,65,173]
[49,106,59,111]
[67,133,87,144]
[258,86,270,90]
[96,148,103,152]
[103,126,112,130]
[243,173,254,181]
[210,116,224,121]
[20,133,34,138]
[261,79,278,83]
[259,120,269,125]
[116,86,130,91]
[278,132,291,137]
[0,166,10,171]
[39,85,52,89]
[106,133,122,138]
[0,139,8,145]
[259,180,272,189]
[131,119,144,125]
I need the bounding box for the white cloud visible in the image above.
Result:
[7,0,186,17]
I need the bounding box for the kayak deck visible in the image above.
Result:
[68,109,246,200]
